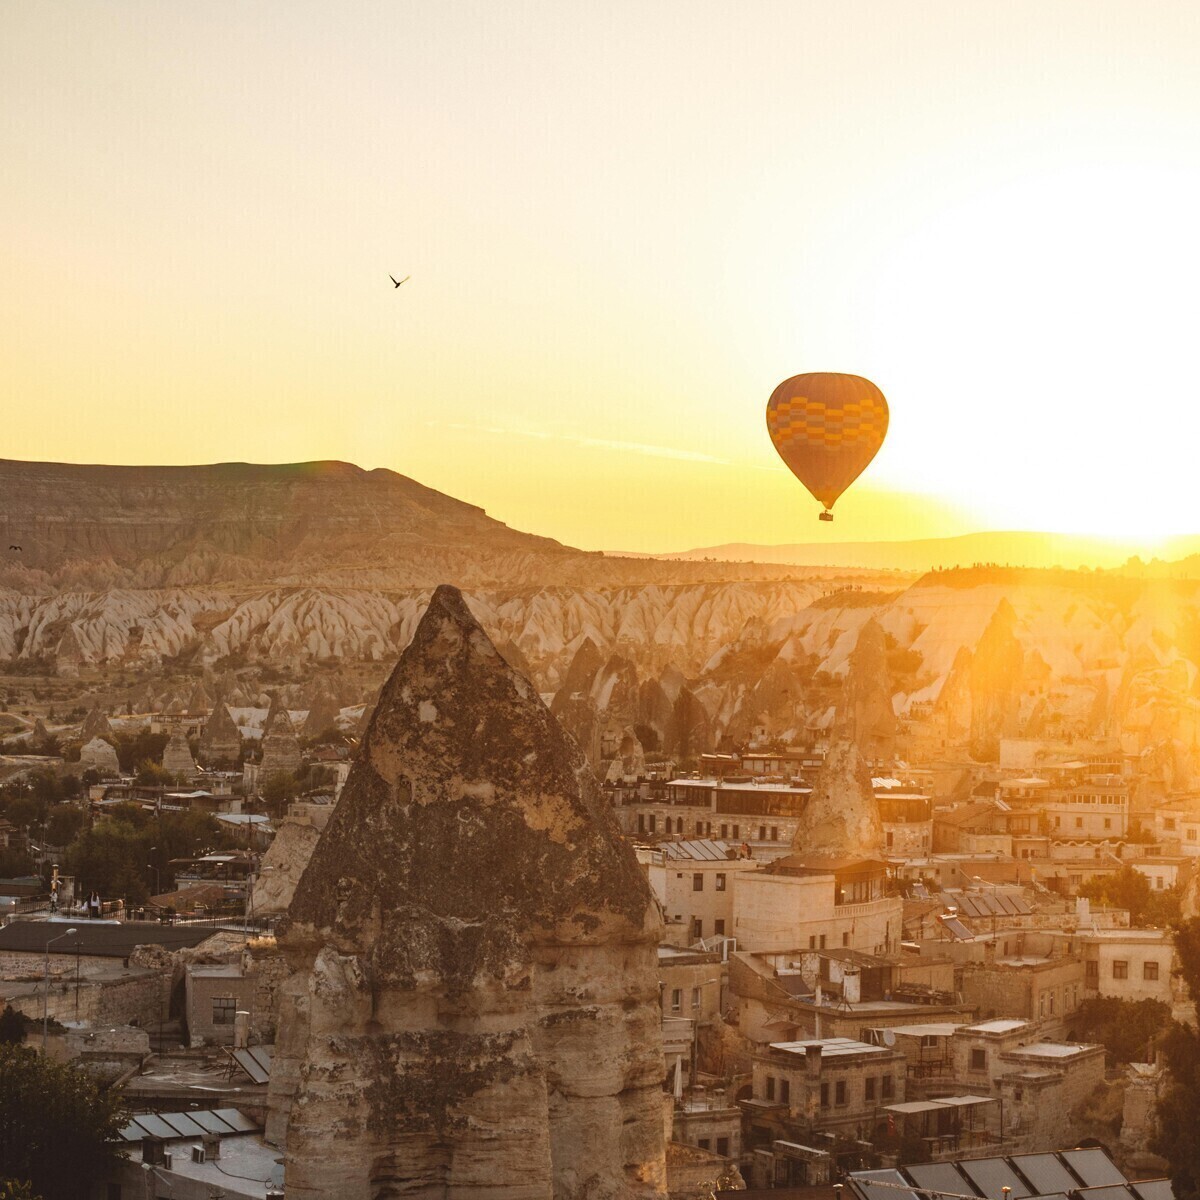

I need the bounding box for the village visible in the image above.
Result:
[0,603,1194,1200]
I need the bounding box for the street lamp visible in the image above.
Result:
[42,927,78,1051]
[148,847,161,897]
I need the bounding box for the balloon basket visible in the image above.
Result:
[818,510,833,522]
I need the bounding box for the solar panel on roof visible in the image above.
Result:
[157,1112,207,1138]
[1075,1187,1134,1200]
[118,1120,148,1142]
[1132,1181,1174,1200]
[906,1162,979,1197]
[190,1110,239,1134]
[942,918,973,940]
[1010,894,1032,914]
[852,1169,920,1200]
[981,893,1006,916]
[1063,1150,1126,1187]
[959,1157,1031,1198]
[995,893,1021,916]
[213,1107,259,1132]
[1010,1153,1081,1194]
[232,1046,270,1084]
[130,1114,178,1140]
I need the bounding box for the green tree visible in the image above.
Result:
[1070,996,1170,1065]
[0,1044,126,1200]
[133,759,173,787]
[44,807,84,849]
[1154,919,1200,1197]
[0,1180,41,1200]
[0,1005,26,1045]
[0,849,35,879]
[1080,865,1156,924]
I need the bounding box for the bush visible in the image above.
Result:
[0,1044,126,1200]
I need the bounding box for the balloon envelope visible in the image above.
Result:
[766,372,888,512]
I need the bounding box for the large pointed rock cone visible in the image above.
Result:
[790,739,883,857]
[274,584,666,1200]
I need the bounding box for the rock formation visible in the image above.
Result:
[789,740,883,857]
[259,710,302,781]
[968,600,1024,762]
[271,584,666,1199]
[300,689,340,739]
[161,729,196,778]
[80,705,113,744]
[841,618,896,758]
[79,736,120,775]
[199,703,241,766]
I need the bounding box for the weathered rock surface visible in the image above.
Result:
[272,584,666,1199]
[161,730,196,777]
[199,703,241,766]
[80,705,113,744]
[258,711,302,780]
[79,736,120,775]
[789,740,883,857]
[841,618,897,758]
[968,600,1024,762]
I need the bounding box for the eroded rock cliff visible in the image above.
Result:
[272,584,666,1199]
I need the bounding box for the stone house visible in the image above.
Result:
[732,856,902,956]
[646,841,759,944]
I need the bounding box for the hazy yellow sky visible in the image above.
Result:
[4,2,1200,553]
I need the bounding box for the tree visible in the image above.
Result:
[0,1005,26,1045]
[1078,865,1178,926]
[133,760,173,787]
[1154,919,1200,1197]
[44,807,84,849]
[0,1044,126,1200]
[1070,996,1170,1064]
[0,1180,41,1200]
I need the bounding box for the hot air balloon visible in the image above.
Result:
[766,372,888,521]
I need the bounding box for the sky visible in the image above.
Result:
[3,2,1200,554]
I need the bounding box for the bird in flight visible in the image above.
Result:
[390,275,410,288]
[8,546,20,551]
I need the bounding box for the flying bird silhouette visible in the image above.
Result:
[390,275,410,288]
[8,546,20,551]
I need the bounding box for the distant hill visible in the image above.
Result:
[0,458,879,591]
[644,530,1200,573]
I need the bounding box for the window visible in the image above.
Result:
[1145,961,1160,981]
[691,918,703,940]
[886,830,894,848]
[714,919,726,936]
[717,1137,730,1157]
[648,815,656,833]
[819,934,826,950]
[691,987,701,1009]
[212,996,237,1026]
[715,873,727,892]
[766,1075,776,1101]
[1075,817,1084,829]
[881,1075,894,1098]
[771,826,779,841]
[1104,818,1111,830]
[1086,960,1099,985]
[865,1077,876,1101]
[809,935,817,950]
[835,1080,847,1106]
[693,873,704,892]
[698,1138,711,1151]
[780,1080,790,1104]
[842,932,850,947]
[970,1048,986,1072]
[1191,829,1198,842]
[720,824,728,839]
[638,814,645,833]
[696,820,704,835]
[671,988,682,1012]
[733,825,740,839]
[1166,818,1177,832]
[820,1082,829,1107]
[759,825,766,841]
[1113,960,1129,980]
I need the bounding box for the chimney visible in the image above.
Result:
[805,1043,823,1077]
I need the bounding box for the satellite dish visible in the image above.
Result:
[882,1029,896,1047]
